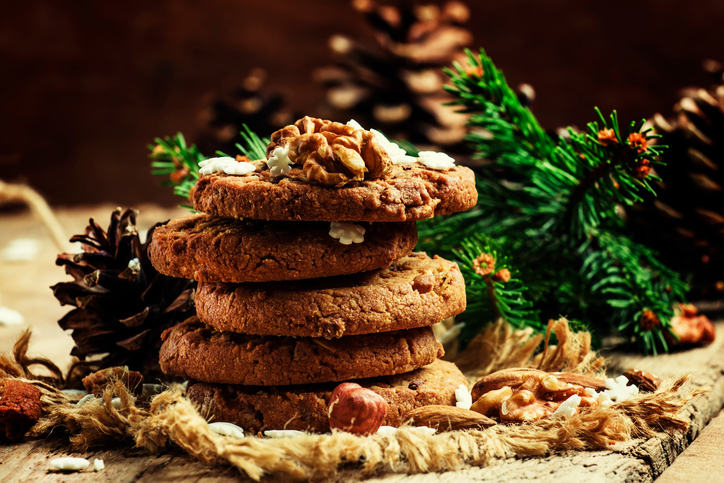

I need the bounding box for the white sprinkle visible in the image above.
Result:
[583,387,614,409]
[199,156,256,176]
[376,426,398,435]
[603,375,639,403]
[1,238,41,262]
[61,389,88,397]
[0,307,24,326]
[50,457,90,471]
[370,128,417,165]
[455,384,473,410]
[346,120,417,165]
[263,430,305,438]
[552,394,581,419]
[418,151,456,170]
[76,394,97,407]
[329,222,365,245]
[93,459,105,471]
[346,119,364,130]
[209,422,245,439]
[127,258,140,271]
[267,145,294,176]
[111,396,136,409]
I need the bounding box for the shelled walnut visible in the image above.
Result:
[470,370,605,423]
[266,116,392,187]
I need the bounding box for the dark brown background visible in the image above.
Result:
[1,0,723,207]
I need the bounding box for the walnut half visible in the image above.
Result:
[266,116,393,187]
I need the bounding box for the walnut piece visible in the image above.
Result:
[472,371,598,423]
[266,116,392,187]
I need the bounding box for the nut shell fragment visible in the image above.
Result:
[405,405,496,431]
[622,369,662,392]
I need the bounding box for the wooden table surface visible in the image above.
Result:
[1,205,723,482]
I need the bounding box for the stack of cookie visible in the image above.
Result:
[149,117,478,432]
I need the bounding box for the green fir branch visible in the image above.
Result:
[452,234,542,342]
[149,126,268,209]
[419,48,689,353]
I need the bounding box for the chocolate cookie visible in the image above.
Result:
[148,214,417,283]
[191,164,477,222]
[196,253,466,338]
[187,359,466,432]
[159,317,443,386]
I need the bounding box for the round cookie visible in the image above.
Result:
[187,359,467,433]
[191,163,477,222]
[196,252,466,338]
[159,317,443,386]
[148,214,417,283]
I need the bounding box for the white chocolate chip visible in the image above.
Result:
[199,157,256,176]
[50,457,90,471]
[418,151,456,170]
[329,222,365,245]
[454,384,473,410]
[93,459,105,471]
[209,422,245,439]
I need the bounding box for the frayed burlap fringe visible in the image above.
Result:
[1,326,706,481]
[455,318,606,382]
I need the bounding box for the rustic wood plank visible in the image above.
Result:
[656,409,724,482]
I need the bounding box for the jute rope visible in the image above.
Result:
[0,321,706,481]
[0,179,69,252]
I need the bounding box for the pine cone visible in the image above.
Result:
[314,0,472,147]
[629,60,724,297]
[51,208,196,385]
[197,68,294,155]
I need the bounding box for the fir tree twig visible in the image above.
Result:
[418,48,689,353]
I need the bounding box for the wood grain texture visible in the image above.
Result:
[1,206,723,482]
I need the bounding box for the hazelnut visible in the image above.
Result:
[327,382,388,436]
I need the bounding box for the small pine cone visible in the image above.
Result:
[640,309,660,331]
[472,253,496,277]
[597,129,618,146]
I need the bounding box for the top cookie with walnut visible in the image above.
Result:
[191,116,477,222]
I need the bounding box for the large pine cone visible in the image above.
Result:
[196,68,294,156]
[52,208,196,385]
[314,0,472,147]
[629,60,724,297]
